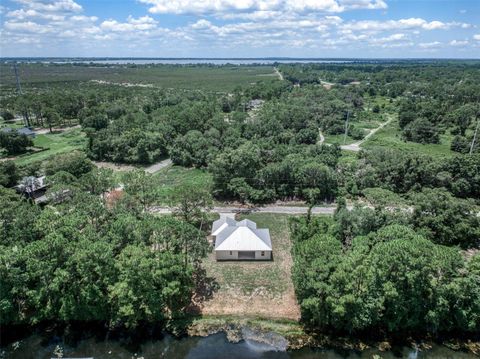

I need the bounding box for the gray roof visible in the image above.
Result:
[1,127,36,136]
[211,216,237,236]
[15,176,47,193]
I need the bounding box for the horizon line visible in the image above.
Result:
[1,56,480,60]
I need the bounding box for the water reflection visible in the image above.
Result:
[2,332,477,359]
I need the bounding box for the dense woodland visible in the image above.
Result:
[1,151,212,329]
[1,61,479,339]
[290,213,479,335]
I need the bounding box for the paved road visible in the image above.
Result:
[145,158,173,174]
[150,205,350,215]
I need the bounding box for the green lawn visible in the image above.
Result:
[362,118,456,157]
[154,165,213,204]
[324,133,357,145]
[13,128,86,166]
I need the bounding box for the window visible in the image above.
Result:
[261,251,265,256]
[229,251,232,255]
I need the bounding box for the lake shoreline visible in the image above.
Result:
[183,315,480,355]
[1,317,479,357]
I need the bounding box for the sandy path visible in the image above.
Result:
[340,116,393,152]
[144,158,172,174]
[274,67,284,81]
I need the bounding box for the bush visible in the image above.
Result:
[403,118,439,144]
[44,151,94,177]
[0,131,33,155]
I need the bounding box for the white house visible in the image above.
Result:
[211,217,272,261]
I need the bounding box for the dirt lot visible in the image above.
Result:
[196,213,301,321]
[93,161,136,171]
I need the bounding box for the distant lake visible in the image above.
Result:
[2,58,357,65]
[69,59,354,65]
[2,332,477,359]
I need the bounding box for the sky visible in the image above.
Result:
[0,0,479,58]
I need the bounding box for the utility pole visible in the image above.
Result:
[470,114,479,155]
[343,109,350,145]
[13,63,22,95]
[13,63,30,127]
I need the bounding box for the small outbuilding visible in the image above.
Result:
[211,217,272,261]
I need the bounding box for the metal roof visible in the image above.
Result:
[212,218,272,251]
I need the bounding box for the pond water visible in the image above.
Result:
[2,332,476,359]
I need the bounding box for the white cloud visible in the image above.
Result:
[15,0,82,13]
[422,20,447,30]
[139,0,387,15]
[419,41,442,49]
[449,40,468,46]
[100,16,158,32]
[4,20,51,33]
[341,18,466,33]
[373,33,406,42]
[70,15,98,22]
[2,0,479,57]
[7,8,65,21]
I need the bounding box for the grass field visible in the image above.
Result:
[13,128,86,166]
[199,213,301,321]
[0,64,279,92]
[154,165,213,204]
[362,117,456,157]
[324,133,357,145]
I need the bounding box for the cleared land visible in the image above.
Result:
[198,213,301,321]
[9,127,86,166]
[154,165,213,203]
[0,64,279,92]
[362,117,456,157]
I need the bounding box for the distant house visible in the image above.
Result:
[246,99,264,111]
[1,127,36,138]
[15,176,48,203]
[211,217,272,261]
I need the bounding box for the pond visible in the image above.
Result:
[2,331,477,359]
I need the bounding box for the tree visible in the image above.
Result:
[122,170,156,211]
[411,188,480,248]
[148,215,209,267]
[108,245,192,328]
[451,135,470,154]
[43,108,60,133]
[0,131,33,155]
[403,118,439,144]
[168,182,213,226]
[0,109,14,121]
[0,161,18,187]
[80,167,115,197]
[297,162,337,202]
[169,130,213,168]
[44,151,94,177]
[292,234,342,329]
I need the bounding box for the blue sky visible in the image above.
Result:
[0,0,479,58]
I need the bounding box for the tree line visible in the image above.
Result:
[290,203,480,336]
[0,152,212,329]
